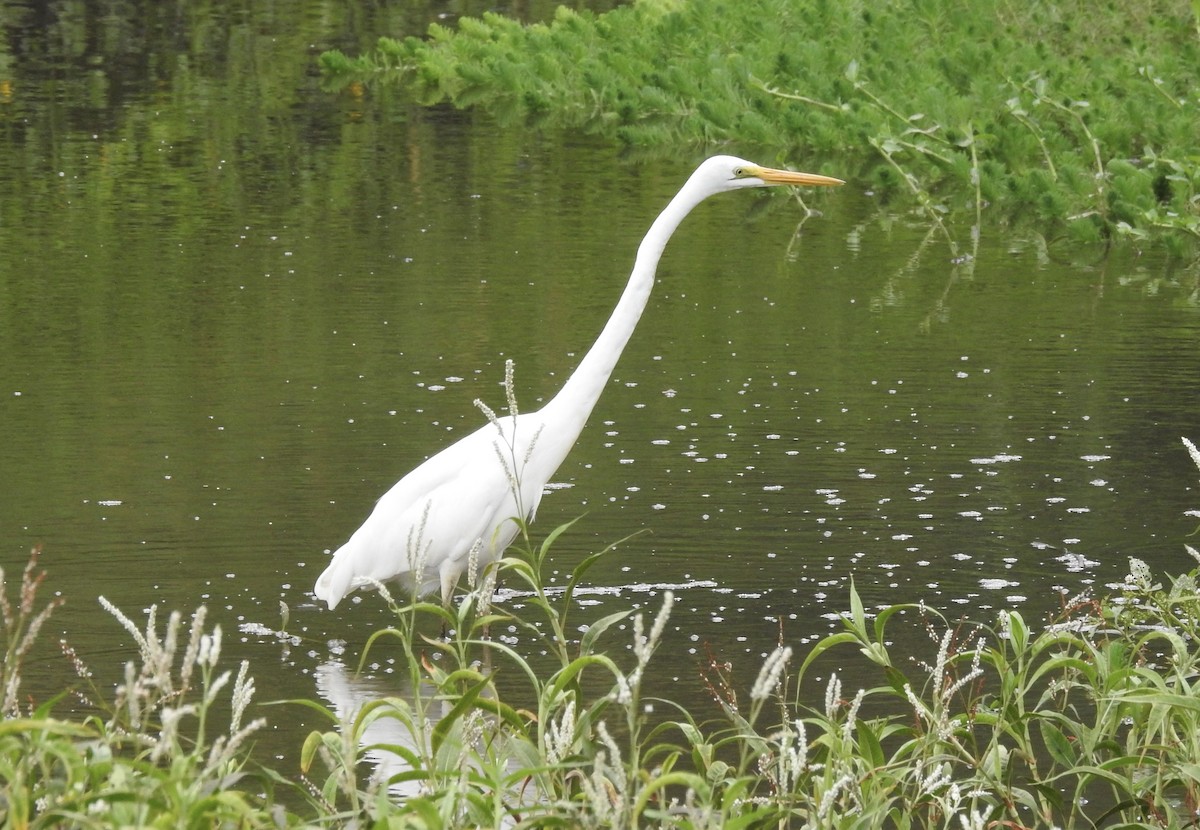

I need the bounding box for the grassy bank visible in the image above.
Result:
[320,0,1200,257]
[3,441,1200,826]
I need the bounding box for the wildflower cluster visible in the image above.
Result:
[0,547,62,717]
[0,576,278,825]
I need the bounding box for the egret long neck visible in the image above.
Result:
[543,177,710,429]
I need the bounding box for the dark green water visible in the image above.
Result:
[2,0,1198,769]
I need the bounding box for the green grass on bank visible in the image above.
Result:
[3,437,1200,827]
[321,0,1200,257]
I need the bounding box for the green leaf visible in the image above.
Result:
[798,631,859,680]
[0,718,94,739]
[579,608,633,655]
[299,730,325,774]
[549,653,623,699]
[1039,719,1077,768]
[431,674,493,754]
[848,577,866,631]
[538,515,585,558]
[1006,610,1029,653]
[855,719,886,768]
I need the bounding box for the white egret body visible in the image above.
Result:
[314,156,842,609]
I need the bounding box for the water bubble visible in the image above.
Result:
[1057,552,1099,572]
[971,454,1022,464]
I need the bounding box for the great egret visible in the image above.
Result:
[314,155,843,610]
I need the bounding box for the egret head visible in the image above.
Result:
[697,154,844,193]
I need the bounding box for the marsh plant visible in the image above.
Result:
[321,0,1200,256]
[0,546,62,718]
[0,575,280,827]
[292,402,1200,825]
[288,550,1200,824]
[3,436,1200,826]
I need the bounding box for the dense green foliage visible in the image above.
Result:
[4,437,1200,827]
[321,0,1200,255]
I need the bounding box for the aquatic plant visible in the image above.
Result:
[0,547,62,718]
[0,573,281,827]
[287,544,1200,827]
[320,0,1200,255]
[3,436,1200,825]
[286,440,1200,827]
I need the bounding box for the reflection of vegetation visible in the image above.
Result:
[7,441,1200,825]
[322,0,1200,254]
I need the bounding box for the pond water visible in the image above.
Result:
[2,0,1198,771]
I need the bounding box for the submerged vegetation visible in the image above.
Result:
[321,0,1200,256]
[2,437,1200,826]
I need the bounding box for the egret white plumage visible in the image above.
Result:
[314,156,843,610]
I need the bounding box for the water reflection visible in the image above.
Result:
[313,660,442,799]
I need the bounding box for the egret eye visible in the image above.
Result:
[733,167,746,177]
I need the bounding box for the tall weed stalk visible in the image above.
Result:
[0,568,282,827]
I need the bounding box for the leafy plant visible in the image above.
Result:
[3,437,1200,826]
[290,435,1200,827]
[0,564,285,828]
[321,0,1200,256]
[0,546,62,718]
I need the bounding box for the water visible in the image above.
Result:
[2,0,1198,769]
